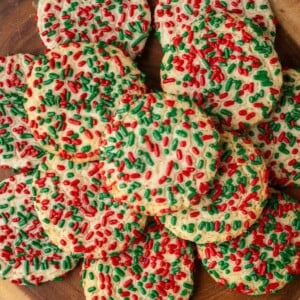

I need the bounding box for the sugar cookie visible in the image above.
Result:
[25,42,146,162]
[33,153,147,258]
[198,189,300,295]
[82,222,195,300]
[160,12,282,129]
[0,173,80,285]
[100,92,220,216]
[248,68,300,187]
[160,131,268,244]
[37,0,151,58]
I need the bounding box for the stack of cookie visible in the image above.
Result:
[155,0,300,296]
[0,0,300,299]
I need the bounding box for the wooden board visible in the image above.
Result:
[0,1,300,299]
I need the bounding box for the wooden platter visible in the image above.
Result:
[0,1,300,299]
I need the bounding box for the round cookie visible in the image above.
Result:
[0,54,46,171]
[32,153,147,258]
[0,114,46,171]
[25,42,146,162]
[213,0,276,41]
[154,0,206,46]
[0,54,35,97]
[160,12,282,130]
[0,173,80,285]
[99,92,221,216]
[37,0,151,58]
[81,222,195,300]
[160,130,268,244]
[155,0,276,48]
[198,189,300,295]
[247,68,300,187]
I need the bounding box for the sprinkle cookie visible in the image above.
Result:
[100,92,221,216]
[248,68,300,187]
[25,42,146,162]
[154,0,206,46]
[0,114,46,171]
[160,130,268,244]
[0,173,80,286]
[0,54,46,171]
[81,222,195,300]
[155,0,276,48]
[215,0,276,40]
[32,153,147,258]
[160,12,282,129]
[37,0,151,58]
[0,54,35,97]
[198,189,300,295]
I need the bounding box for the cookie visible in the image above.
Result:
[198,189,300,295]
[32,153,147,259]
[0,172,80,285]
[25,42,146,162]
[155,0,276,48]
[0,54,34,97]
[160,130,268,244]
[0,114,46,171]
[212,0,276,41]
[0,54,46,171]
[248,68,300,187]
[37,0,151,58]
[154,0,206,46]
[81,221,195,300]
[160,12,282,129]
[99,92,221,216]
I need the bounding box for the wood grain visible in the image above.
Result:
[0,1,300,299]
